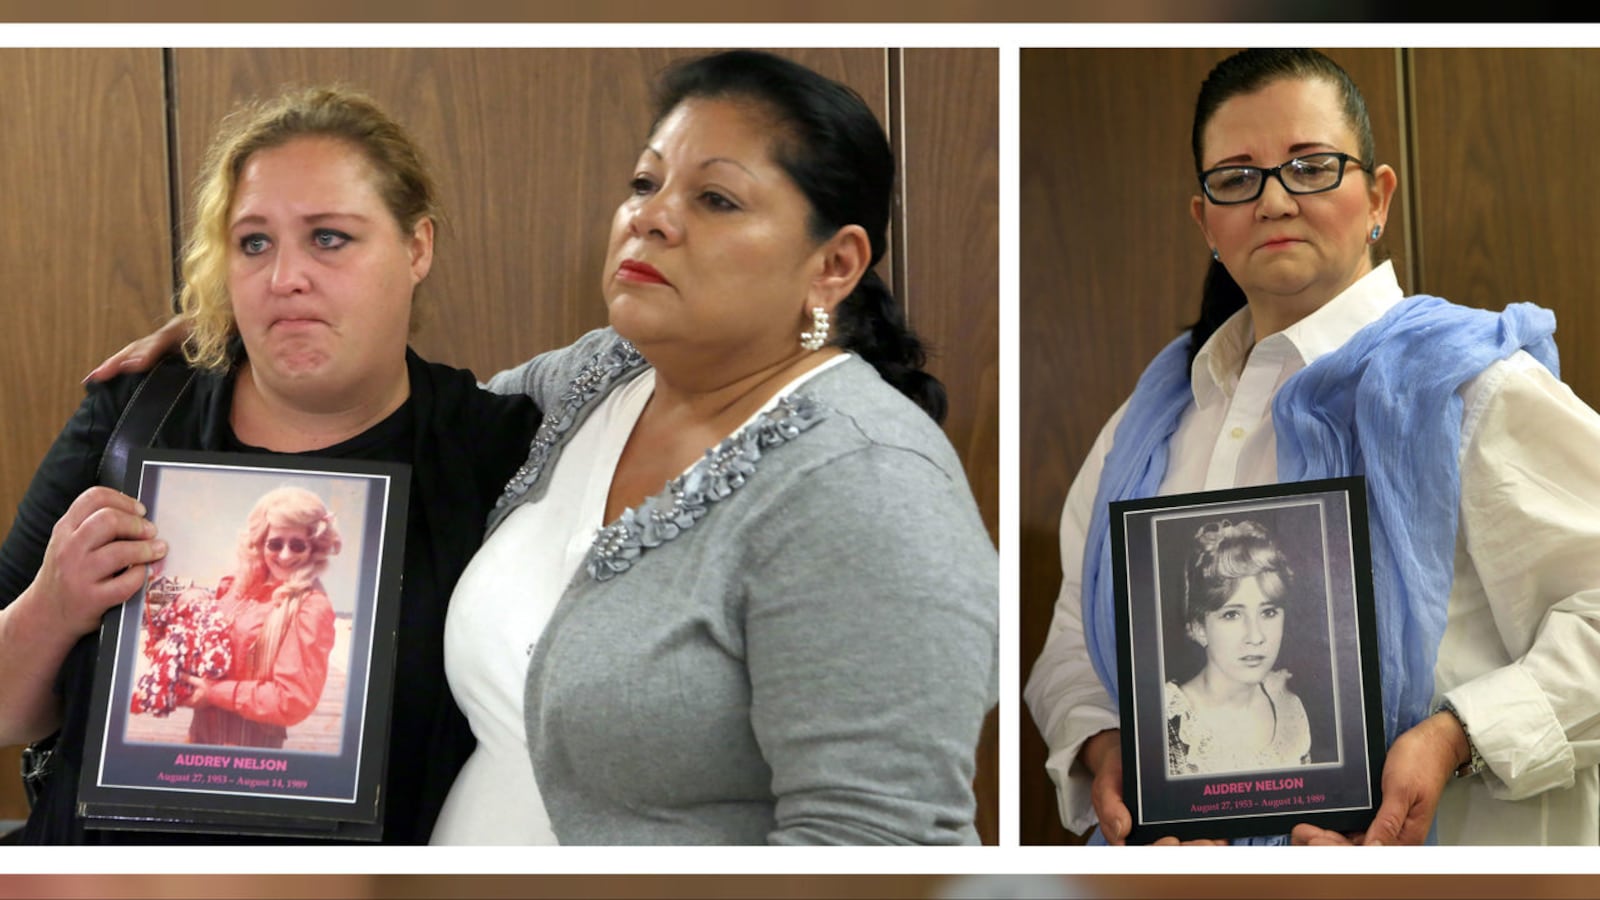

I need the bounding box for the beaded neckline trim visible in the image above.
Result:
[495,337,647,511]
[586,393,826,582]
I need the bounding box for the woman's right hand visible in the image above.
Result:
[1084,728,1132,844]
[83,314,188,384]
[1083,728,1227,846]
[0,487,165,744]
[27,486,166,638]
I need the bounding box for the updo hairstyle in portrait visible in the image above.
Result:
[1182,518,1294,631]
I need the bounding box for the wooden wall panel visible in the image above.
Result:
[1410,49,1600,409]
[900,48,1000,845]
[0,48,174,532]
[0,48,172,823]
[1018,48,1404,844]
[169,49,887,384]
[901,49,1000,537]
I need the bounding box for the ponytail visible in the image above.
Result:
[1186,259,1249,369]
[834,269,948,424]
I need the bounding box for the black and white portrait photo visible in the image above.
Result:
[1159,511,1336,779]
[1111,478,1385,842]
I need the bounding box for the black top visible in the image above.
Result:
[0,350,541,844]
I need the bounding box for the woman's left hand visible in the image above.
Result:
[1360,712,1468,845]
[1290,711,1467,846]
[178,675,212,709]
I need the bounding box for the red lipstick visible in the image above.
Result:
[616,259,669,285]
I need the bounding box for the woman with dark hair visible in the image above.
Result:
[1025,48,1600,845]
[424,50,996,844]
[1165,520,1309,777]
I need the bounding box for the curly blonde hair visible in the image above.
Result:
[226,486,343,678]
[179,85,442,372]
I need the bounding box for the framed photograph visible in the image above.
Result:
[77,449,409,840]
[1111,477,1385,843]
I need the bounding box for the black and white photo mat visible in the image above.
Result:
[1111,477,1385,843]
[77,449,409,840]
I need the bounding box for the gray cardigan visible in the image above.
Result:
[484,328,998,844]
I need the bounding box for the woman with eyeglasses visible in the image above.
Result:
[162,486,342,749]
[1025,48,1600,846]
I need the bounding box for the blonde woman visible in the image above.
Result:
[0,87,541,843]
[177,487,340,749]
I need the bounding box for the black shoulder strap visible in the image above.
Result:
[95,355,197,491]
[21,357,196,815]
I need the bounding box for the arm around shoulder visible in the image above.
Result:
[482,327,623,406]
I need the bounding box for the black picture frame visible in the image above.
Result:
[76,448,409,840]
[1111,477,1385,843]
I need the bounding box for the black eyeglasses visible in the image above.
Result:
[1198,152,1371,205]
[265,537,309,554]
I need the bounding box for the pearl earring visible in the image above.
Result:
[799,306,830,352]
[1210,247,1220,261]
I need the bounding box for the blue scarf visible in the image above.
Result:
[1081,296,1557,843]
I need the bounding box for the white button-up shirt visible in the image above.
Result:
[1025,262,1600,844]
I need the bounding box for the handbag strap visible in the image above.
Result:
[95,355,196,490]
[20,355,196,813]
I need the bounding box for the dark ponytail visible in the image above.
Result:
[834,269,946,423]
[650,50,947,422]
[1187,260,1250,369]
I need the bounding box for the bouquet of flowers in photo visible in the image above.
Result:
[130,579,234,716]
